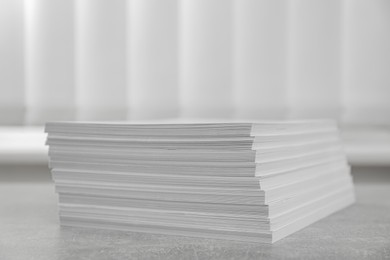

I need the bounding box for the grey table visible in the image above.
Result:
[0,165,389,260]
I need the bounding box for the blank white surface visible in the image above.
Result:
[0,127,47,164]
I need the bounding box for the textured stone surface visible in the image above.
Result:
[0,166,389,260]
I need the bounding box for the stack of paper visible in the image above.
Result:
[45,120,355,243]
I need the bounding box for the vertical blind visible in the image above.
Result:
[129,0,179,120]
[76,0,127,121]
[0,0,25,124]
[25,0,75,124]
[0,0,389,125]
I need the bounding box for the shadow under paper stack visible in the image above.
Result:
[45,120,355,243]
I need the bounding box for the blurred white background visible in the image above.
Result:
[0,0,389,166]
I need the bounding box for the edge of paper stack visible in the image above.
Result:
[45,120,355,243]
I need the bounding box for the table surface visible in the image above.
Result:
[0,166,389,260]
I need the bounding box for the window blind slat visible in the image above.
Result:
[0,0,389,126]
[128,0,179,120]
[233,0,288,119]
[342,0,390,124]
[180,0,234,119]
[0,0,25,125]
[75,0,127,121]
[25,0,75,125]
[287,0,342,119]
